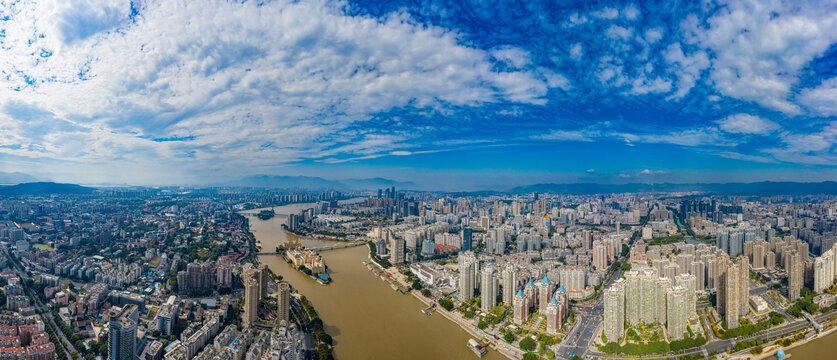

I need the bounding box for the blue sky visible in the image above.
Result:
[1,0,837,189]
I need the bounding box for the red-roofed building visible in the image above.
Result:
[0,336,20,347]
[28,334,47,347]
[25,343,55,360]
[0,326,17,337]
[434,244,458,254]
[0,346,25,360]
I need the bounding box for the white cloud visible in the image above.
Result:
[605,25,633,40]
[592,7,619,20]
[765,122,837,165]
[799,77,837,117]
[663,43,710,99]
[716,114,780,135]
[622,5,640,21]
[569,43,583,61]
[490,46,532,69]
[538,68,571,90]
[535,129,599,142]
[698,0,837,114]
[613,127,734,147]
[0,0,551,180]
[628,75,672,95]
[644,27,664,44]
[717,151,777,163]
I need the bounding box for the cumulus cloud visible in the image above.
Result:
[799,77,837,117]
[569,43,583,61]
[716,114,780,135]
[0,0,551,179]
[663,43,710,99]
[698,0,837,114]
[490,46,532,69]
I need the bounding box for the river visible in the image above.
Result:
[244,203,504,360]
[763,329,837,359]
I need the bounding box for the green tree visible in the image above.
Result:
[522,353,539,360]
[519,337,537,351]
[503,332,515,343]
[439,298,454,311]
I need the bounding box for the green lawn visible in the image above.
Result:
[33,244,54,251]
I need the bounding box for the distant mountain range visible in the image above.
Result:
[0,182,96,195]
[2,179,836,196]
[510,181,837,195]
[0,171,37,184]
[221,175,418,190]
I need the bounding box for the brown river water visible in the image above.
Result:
[763,329,837,360]
[243,204,503,360]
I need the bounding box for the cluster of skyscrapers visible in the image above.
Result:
[603,265,694,342]
[458,251,569,335]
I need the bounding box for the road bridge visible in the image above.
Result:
[257,242,365,255]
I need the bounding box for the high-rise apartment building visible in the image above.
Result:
[461,227,473,252]
[716,256,730,315]
[603,279,625,343]
[277,282,291,325]
[691,261,705,292]
[676,273,697,318]
[459,261,475,301]
[814,248,835,293]
[243,269,260,327]
[502,265,517,305]
[480,266,498,312]
[625,270,641,326]
[109,304,138,360]
[537,275,553,314]
[391,238,405,265]
[513,290,528,325]
[655,277,671,324]
[666,286,687,340]
[640,268,657,324]
[736,256,749,316]
[258,264,269,299]
[788,252,803,301]
[546,297,561,335]
[722,261,740,329]
[753,243,765,269]
[593,241,608,270]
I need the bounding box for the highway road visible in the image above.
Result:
[556,266,623,359]
[589,306,837,359]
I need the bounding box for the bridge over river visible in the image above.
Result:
[257,242,366,255]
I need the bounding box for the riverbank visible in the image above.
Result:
[240,212,335,358]
[366,253,523,360]
[249,204,504,360]
[749,321,837,360]
[409,287,525,360]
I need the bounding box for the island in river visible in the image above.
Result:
[256,209,275,220]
